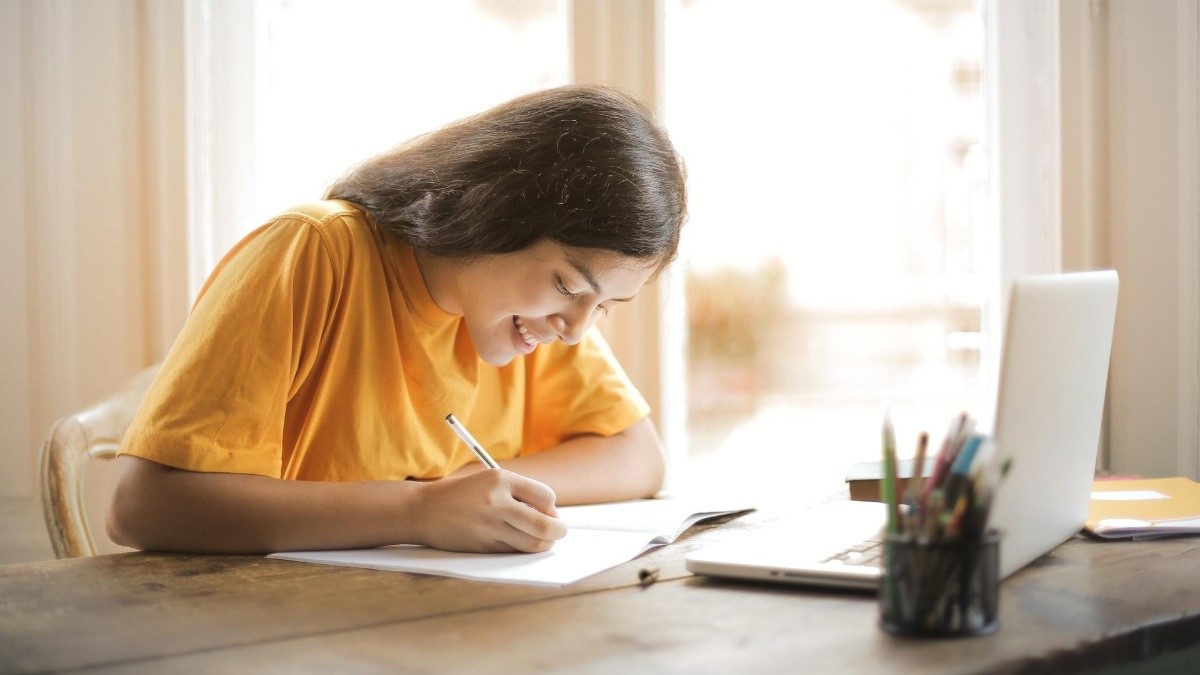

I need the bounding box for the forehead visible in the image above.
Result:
[548,242,655,286]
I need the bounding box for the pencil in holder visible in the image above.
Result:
[879,530,1000,637]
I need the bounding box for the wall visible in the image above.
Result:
[1059,0,1200,479]
[0,0,33,498]
[1103,0,1200,478]
[0,0,188,501]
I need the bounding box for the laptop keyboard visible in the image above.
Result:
[820,534,884,568]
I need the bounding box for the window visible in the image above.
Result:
[190,0,570,289]
[253,0,569,222]
[664,0,989,503]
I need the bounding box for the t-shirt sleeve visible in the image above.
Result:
[119,218,338,477]
[521,329,651,455]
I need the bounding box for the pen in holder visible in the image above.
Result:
[879,529,1000,637]
[877,411,1009,637]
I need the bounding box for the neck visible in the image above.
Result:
[412,249,462,315]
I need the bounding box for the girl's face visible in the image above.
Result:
[422,239,656,367]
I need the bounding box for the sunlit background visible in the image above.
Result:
[5,0,1194,567]
[254,0,570,212]
[665,0,987,503]
[246,0,987,505]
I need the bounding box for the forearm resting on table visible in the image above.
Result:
[492,417,666,505]
[106,455,425,554]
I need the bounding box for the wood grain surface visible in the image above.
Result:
[2,511,1199,674]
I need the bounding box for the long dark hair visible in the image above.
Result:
[325,85,687,271]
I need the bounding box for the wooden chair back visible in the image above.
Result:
[39,364,161,558]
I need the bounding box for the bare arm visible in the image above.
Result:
[106,455,566,555]
[455,417,666,505]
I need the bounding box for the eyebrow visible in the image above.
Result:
[568,259,634,303]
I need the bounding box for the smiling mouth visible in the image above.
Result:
[513,315,548,348]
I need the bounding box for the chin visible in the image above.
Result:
[467,318,524,367]
[474,333,518,367]
[479,350,517,367]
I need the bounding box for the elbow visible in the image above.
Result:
[105,506,133,549]
[105,455,165,551]
[626,418,667,498]
[642,444,667,498]
[105,470,144,550]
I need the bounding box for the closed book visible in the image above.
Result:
[844,458,935,503]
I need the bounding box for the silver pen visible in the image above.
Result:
[445,413,500,470]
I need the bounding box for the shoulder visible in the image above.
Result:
[272,199,366,228]
[268,200,371,242]
[259,200,378,268]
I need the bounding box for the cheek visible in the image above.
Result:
[508,288,563,317]
[469,287,524,317]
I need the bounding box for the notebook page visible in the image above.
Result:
[557,498,749,541]
[271,528,660,586]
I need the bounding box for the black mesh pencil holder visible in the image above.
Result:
[879,529,1000,637]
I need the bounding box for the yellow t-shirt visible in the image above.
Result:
[119,200,650,481]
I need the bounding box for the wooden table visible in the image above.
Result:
[3,508,1200,674]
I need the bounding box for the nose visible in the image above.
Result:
[548,305,598,346]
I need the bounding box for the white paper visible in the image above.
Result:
[557,498,744,539]
[1090,490,1169,501]
[1092,515,1200,538]
[271,529,663,586]
[269,498,751,586]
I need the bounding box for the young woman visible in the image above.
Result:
[106,84,687,555]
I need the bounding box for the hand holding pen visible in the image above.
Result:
[409,414,566,554]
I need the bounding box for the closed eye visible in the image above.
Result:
[555,277,580,300]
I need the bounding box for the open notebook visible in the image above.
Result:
[270,498,752,586]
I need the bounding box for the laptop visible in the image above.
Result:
[685,271,1120,589]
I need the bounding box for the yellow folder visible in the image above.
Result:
[1085,477,1200,538]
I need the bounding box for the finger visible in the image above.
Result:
[502,500,568,542]
[495,524,560,554]
[477,538,520,554]
[506,473,558,516]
